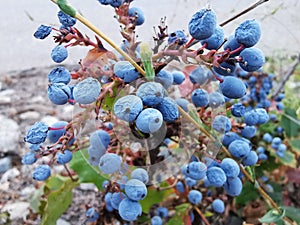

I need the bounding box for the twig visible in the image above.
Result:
[271,53,300,99]
[194,206,211,225]
[219,0,269,27]
[63,164,76,182]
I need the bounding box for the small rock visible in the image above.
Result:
[0,157,12,173]
[0,89,15,97]
[1,202,30,221]
[41,115,59,126]
[0,96,11,104]
[0,115,20,153]
[19,111,40,120]
[20,186,36,199]
[0,167,20,183]
[57,218,71,225]
[79,183,97,191]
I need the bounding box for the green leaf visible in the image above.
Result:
[140,42,155,81]
[57,0,76,17]
[69,149,108,190]
[259,208,285,223]
[277,151,297,168]
[30,184,45,213]
[290,138,300,152]
[40,175,78,225]
[280,108,300,137]
[166,203,190,225]
[140,186,174,213]
[235,181,259,205]
[102,86,117,111]
[282,206,300,223]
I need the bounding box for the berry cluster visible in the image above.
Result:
[25,0,295,224]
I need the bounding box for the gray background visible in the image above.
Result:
[0,0,299,73]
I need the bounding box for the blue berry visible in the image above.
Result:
[47,121,68,143]
[276,102,284,110]
[73,77,102,104]
[135,108,163,134]
[212,115,231,133]
[48,83,71,105]
[235,19,261,47]
[185,177,197,187]
[188,190,202,204]
[275,93,285,102]
[48,66,71,85]
[33,25,52,39]
[118,198,142,221]
[221,132,240,147]
[29,143,41,151]
[151,216,162,225]
[157,97,179,122]
[201,25,224,50]
[208,92,225,108]
[278,143,287,152]
[241,125,257,138]
[88,145,104,166]
[90,130,111,150]
[212,199,225,213]
[102,180,110,189]
[256,108,269,124]
[213,62,236,76]
[175,98,189,112]
[128,7,145,25]
[182,161,207,180]
[56,150,73,164]
[57,11,76,27]
[223,177,243,196]
[168,30,188,45]
[21,152,37,165]
[25,121,48,144]
[189,8,216,40]
[176,181,185,193]
[131,168,149,184]
[113,61,140,83]
[111,192,127,210]
[98,0,111,5]
[191,89,209,107]
[85,207,99,223]
[155,70,174,89]
[220,158,240,178]
[51,45,68,63]
[231,103,246,117]
[125,179,147,201]
[104,192,114,212]
[189,66,208,85]
[99,153,121,174]
[263,133,272,143]
[239,47,265,72]
[172,71,185,85]
[136,82,165,107]
[32,164,51,181]
[223,35,242,56]
[257,146,265,154]
[243,109,259,126]
[219,76,246,99]
[156,207,168,218]
[207,166,227,187]
[114,95,143,122]
[228,139,251,159]
[242,150,258,166]
[258,153,268,161]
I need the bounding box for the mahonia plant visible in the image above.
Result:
[22,0,300,224]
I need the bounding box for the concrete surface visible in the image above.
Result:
[0,0,299,73]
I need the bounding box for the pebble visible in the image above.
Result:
[79,183,97,191]
[57,218,71,225]
[1,202,30,221]
[0,157,12,173]
[0,115,20,153]
[19,111,41,120]
[0,167,20,183]
[41,115,59,126]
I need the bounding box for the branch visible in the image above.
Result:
[271,53,300,99]
[219,0,269,27]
